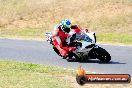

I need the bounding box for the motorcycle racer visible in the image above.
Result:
[52,19,80,59]
[46,19,111,62]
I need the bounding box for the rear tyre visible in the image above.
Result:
[95,47,111,63]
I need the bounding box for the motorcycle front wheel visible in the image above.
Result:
[95,47,111,63]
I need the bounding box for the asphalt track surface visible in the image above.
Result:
[0,39,132,75]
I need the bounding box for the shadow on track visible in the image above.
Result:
[68,59,126,64]
[98,61,126,64]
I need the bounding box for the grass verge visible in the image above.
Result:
[0,60,75,88]
[0,60,132,88]
[1,28,132,45]
[97,33,132,45]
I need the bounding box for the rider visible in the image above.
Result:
[52,19,89,59]
[52,19,79,59]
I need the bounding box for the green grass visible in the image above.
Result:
[0,27,47,39]
[0,60,75,88]
[0,28,132,45]
[97,33,132,44]
[0,60,132,88]
[1,27,132,44]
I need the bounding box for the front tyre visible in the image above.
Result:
[95,47,111,63]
